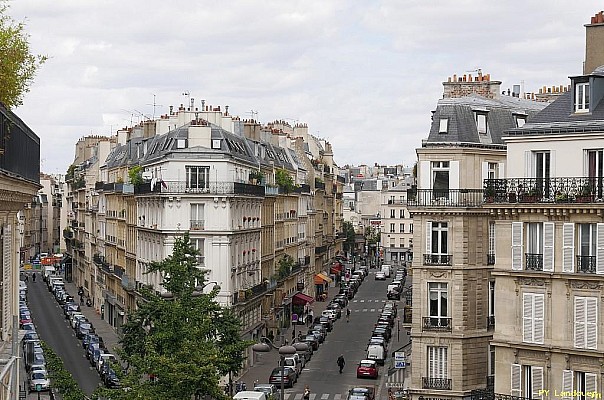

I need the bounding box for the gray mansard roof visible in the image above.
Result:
[425,95,546,145]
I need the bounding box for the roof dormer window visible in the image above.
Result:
[438,118,448,134]
[575,82,590,113]
[514,114,527,128]
[474,111,488,134]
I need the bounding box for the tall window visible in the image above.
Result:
[431,222,448,255]
[488,222,495,263]
[190,203,205,230]
[527,223,543,255]
[427,346,448,379]
[522,293,544,344]
[428,282,448,325]
[488,162,498,179]
[574,296,597,350]
[533,151,550,196]
[575,82,590,113]
[186,166,210,191]
[390,209,395,218]
[510,365,543,400]
[400,223,404,233]
[474,112,488,134]
[488,281,495,319]
[438,118,448,134]
[432,161,449,198]
[489,346,495,377]
[390,223,395,233]
[191,238,205,267]
[587,149,603,198]
[579,224,596,256]
[400,209,405,218]
[562,370,598,400]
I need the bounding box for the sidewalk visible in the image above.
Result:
[240,283,338,386]
[62,279,122,357]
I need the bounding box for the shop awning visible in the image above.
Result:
[330,263,343,274]
[314,272,333,284]
[292,292,315,305]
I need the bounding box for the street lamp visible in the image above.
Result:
[252,337,308,400]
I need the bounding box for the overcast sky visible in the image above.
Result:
[9,1,603,175]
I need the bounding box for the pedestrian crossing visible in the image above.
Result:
[282,393,344,400]
[350,298,386,313]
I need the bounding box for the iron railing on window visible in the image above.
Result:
[407,188,484,207]
[422,377,452,390]
[190,220,205,230]
[484,177,604,204]
[135,181,265,197]
[577,255,596,273]
[0,102,40,183]
[487,315,495,329]
[422,317,452,332]
[423,254,452,266]
[487,254,495,265]
[525,253,543,271]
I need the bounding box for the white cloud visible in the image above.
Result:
[8,0,604,173]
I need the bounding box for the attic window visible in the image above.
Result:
[212,139,221,149]
[438,118,448,134]
[176,139,187,149]
[514,114,526,128]
[575,82,590,113]
[474,111,488,134]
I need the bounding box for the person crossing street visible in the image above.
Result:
[346,307,351,322]
[337,354,345,374]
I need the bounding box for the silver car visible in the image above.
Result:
[29,369,50,392]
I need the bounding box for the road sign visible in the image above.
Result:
[292,313,298,323]
[394,351,406,369]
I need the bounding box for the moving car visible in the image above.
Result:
[268,366,297,388]
[348,386,376,400]
[356,360,378,379]
[374,271,386,280]
[254,383,280,400]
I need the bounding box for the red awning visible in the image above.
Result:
[330,263,343,273]
[292,292,315,305]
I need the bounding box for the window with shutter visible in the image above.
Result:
[597,223,604,274]
[543,222,554,271]
[426,221,432,255]
[512,222,523,270]
[586,297,598,350]
[523,293,544,344]
[531,366,544,400]
[523,293,534,343]
[561,370,573,400]
[511,364,522,397]
[427,346,448,379]
[562,223,575,273]
[585,372,597,395]
[534,294,544,344]
[575,296,587,349]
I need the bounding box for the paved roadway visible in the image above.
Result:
[25,276,102,395]
[243,267,409,399]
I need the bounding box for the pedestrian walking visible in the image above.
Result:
[346,308,351,322]
[303,385,310,400]
[337,354,345,374]
[32,273,36,282]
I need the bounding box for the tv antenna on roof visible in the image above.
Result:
[466,67,482,75]
[147,94,163,120]
[247,110,258,121]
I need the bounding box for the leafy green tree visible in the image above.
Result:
[94,232,250,400]
[128,165,143,185]
[342,221,356,254]
[0,1,47,108]
[275,168,294,193]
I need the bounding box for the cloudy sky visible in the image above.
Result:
[9,1,603,174]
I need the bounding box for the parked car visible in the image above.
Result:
[97,353,117,373]
[318,316,333,332]
[101,364,121,388]
[268,366,297,388]
[372,326,391,342]
[254,383,280,400]
[301,335,319,351]
[356,359,378,379]
[21,322,36,332]
[307,329,324,344]
[348,386,376,400]
[77,322,94,339]
[333,294,348,307]
[279,356,301,377]
[326,302,342,318]
[28,369,50,392]
[375,271,386,280]
[87,342,102,360]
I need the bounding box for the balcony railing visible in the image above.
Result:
[487,315,495,329]
[0,102,40,183]
[407,188,484,207]
[525,253,543,271]
[232,281,268,305]
[190,220,205,230]
[423,254,452,266]
[422,317,452,332]
[470,390,534,400]
[315,245,327,254]
[113,266,124,279]
[135,181,265,197]
[484,177,604,204]
[315,180,326,190]
[422,377,452,390]
[294,184,311,194]
[577,255,596,273]
[487,254,495,265]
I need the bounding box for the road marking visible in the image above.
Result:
[370,309,375,312]
[362,309,367,312]
[359,300,365,303]
[321,394,329,400]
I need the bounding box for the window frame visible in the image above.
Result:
[575,82,590,113]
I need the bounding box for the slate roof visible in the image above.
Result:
[426,95,546,145]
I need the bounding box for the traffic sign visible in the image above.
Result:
[394,351,406,369]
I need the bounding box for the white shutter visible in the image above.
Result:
[482,162,489,187]
[531,366,544,400]
[534,294,544,344]
[440,347,448,379]
[597,223,604,274]
[562,223,575,273]
[574,296,586,348]
[561,370,574,400]
[511,364,522,397]
[586,297,598,350]
[524,150,533,177]
[498,162,505,179]
[512,222,523,271]
[523,293,534,343]
[449,161,460,190]
[543,222,554,271]
[428,347,436,378]
[426,221,432,255]
[585,372,598,395]
[419,161,431,190]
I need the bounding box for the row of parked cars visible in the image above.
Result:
[20,279,51,393]
[44,275,121,389]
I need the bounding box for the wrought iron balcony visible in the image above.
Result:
[422,317,452,332]
[113,266,124,278]
[0,102,40,183]
[190,220,205,230]
[423,254,452,266]
[487,254,495,265]
[422,377,452,390]
[135,181,265,197]
[577,255,596,273]
[525,253,543,271]
[407,188,484,207]
[484,177,603,204]
[487,315,495,329]
[470,391,534,400]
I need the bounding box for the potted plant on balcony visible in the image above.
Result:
[249,170,264,185]
[576,183,594,203]
[520,187,540,203]
[484,183,496,203]
[555,191,570,203]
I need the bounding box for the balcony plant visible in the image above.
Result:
[520,186,540,203]
[275,168,295,193]
[576,183,594,203]
[555,191,570,203]
[484,183,496,203]
[248,170,264,185]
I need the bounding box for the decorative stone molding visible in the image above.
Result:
[570,280,603,291]
[429,271,449,279]
[516,277,546,287]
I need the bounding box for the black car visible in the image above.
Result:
[268,366,297,388]
[101,364,121,388]
[373,326,391,342]
[333,294,349,307]
[77,322,94,339]
[318,316,333,332]
[302,335,319,351]
[387,290,401,300]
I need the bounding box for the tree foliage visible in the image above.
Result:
[342,221,356,254]
[275,168,294,193]
[364,226,380,245]
[96,232,251,400]
[0,1,47,108]
[128,165,143,185]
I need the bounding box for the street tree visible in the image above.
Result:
[342,221,356,254]
[94,232,250,400]
[0,0,47,108]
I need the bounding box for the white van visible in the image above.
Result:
[381,264,391,278]
[233,391,267,400]
[367,344,386,365]
[43,266,56,282]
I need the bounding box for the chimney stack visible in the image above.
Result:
[584,11,604,74]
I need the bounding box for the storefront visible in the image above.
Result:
[314,272,332,300]
[291,292,314,326]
